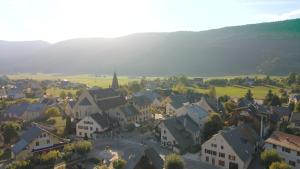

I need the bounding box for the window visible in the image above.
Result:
[90,127,93,130]
[36,141,39,146]
[289,160,296,167]
[282,147,291,153]
[211,144,217,148]
[47,140,50,144]
[206,156,209,162]
[297,151,300,156]
[43,133,46,137]
[228,155,236,161]
[212,151,217,156]
[221,145,224,150]
[272,144,277,149]
[164,130,166,134]
[218,160,225,166]
[79,132,82,135]
[219,153,225,158]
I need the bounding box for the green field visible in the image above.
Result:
[46,88,77,97]
[191,85,281,99]
[8,73,140,88]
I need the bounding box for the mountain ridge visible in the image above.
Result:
[1,18,300,76]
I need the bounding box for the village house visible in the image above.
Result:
[264,131,300,168]
[200,124,259,169]
[76,113,111,138]
[270,106,292,126]
[176,103,209,128]
[290,112,300,130]
[3,102,47,121]
[11,124,67,160]
[159,115,200,153]
[109,104,141,127]
[0,87,7,99]
[165,94,189,115]
[196,96,224,114]
[6,87,25,99]
[289,94,300,104]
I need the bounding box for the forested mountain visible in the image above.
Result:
[1,19,300,76]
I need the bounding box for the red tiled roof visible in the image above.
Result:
[265,131,300,152]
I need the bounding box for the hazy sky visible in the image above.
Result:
[1,0,300,42]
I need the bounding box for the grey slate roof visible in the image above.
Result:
[238,98,253,108]
[144,148,164,169]
[26,103,46,112]
[4,102,30,117]
[119,104,140,118]
[90,113,110,128]
[220,124,259,162]
[290,112,300,123]
[124,147,164,169]
[79,98,92,106]
[185,104,208,119]
[97,96,126,111]
[88,88,120,100]
[169,95,188,109]
[132,95,153,107]
[177,115,199,132]
[163,117,194,149]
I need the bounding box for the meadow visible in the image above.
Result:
[190,85,281,100]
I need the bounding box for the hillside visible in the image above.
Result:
[1,19,300,76]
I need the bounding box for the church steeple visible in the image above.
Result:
[111,72,119,89]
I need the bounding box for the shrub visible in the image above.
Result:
[164,153,184,169]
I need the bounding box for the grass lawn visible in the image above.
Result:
[192,85,281,99]
[49,116,66,136]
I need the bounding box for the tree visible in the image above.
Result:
[112,158,126,169]
[75,140,92,155]
[287,72,297,85]
[0,122,20,144]
[60,91,66,99]
[260,149,281,168]
[173,83,187,94]
[128,81,142,93]
[224,100,237,113]
[67,92,73,98]
[202,113,223,141]
[64,116,72,135]
[288,102,295,112]
[45,107,60,117]
[164,153,184,169]
[40,150,61,164]
[271,94,281,107]
[75,90,82,98]
[98,165,109,169]
[7,160,31,169]
[264,90,274,105]
[295,102,300,112]
[269,161,292,169]
[208,87,217,99]
[280,90,289,104]
[245,89,254,102]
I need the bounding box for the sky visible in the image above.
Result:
[0,0,300,43]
